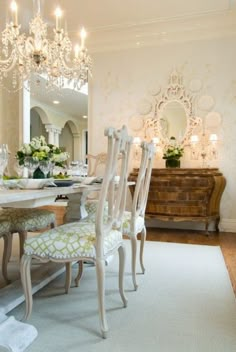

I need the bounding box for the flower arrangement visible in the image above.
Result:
[16,136,69,168]
[162,137,184,160]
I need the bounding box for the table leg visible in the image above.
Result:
[63,190,90,223]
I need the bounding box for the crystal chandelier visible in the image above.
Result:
[0,1,92,92]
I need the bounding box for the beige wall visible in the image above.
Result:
[0,88,24,170]
[88,36,236,232]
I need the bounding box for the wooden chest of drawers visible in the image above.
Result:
[128,168,226,233]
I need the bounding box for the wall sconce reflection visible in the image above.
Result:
[190,132,218,167]
[133,136,141,159]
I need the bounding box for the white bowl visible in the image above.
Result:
[18,178,54,189]
[3,179,20,189]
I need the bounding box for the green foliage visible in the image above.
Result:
[162,138,184,160]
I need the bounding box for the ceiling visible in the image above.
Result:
[1,0,236,118]
[1,0,235,51]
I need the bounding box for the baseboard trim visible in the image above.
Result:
[219,219,236,233]
[146,218,236,233]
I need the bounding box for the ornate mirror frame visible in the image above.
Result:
[144,70,201,148]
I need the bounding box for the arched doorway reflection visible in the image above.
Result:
[30,108,47,140]
[60,122,73,164]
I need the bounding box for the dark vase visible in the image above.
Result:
[33,167,45,179]
[165,158,180,168]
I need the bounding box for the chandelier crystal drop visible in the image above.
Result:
[0,1,92,92]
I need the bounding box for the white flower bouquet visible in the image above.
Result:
[162,137,184,160]
[16,136,69,168]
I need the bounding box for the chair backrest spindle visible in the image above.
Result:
[95,126,133,256]
[131,142,155,230]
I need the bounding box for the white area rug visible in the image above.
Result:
[10,241,236,352]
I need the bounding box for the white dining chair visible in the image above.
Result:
[0,208,56,283]
[78,141,155,290]
[86,152,108,177]
[122,141,155,290]
[20,125,133,338]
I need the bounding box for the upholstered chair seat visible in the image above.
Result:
[0,219,11,234]
[83,203,145,235]
[24,222,123,260]
[0,208,56,233]
[0,220,12,283]
[0,208,56,283]
[122,211,145,236]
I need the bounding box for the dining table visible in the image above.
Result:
[0,182,101,352]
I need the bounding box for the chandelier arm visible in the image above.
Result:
[0,54,18,73]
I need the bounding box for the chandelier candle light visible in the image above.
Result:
[0,0,92,92]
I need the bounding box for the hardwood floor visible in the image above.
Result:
[145,228,236,295]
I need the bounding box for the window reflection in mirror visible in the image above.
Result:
[161,101,187,142]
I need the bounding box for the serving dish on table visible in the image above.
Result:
[53,179,74,187]
[3,178,55,189]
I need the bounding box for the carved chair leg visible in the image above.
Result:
[96,258,108,338]
[2,233,13,284]
[118,245,128,307]
[140,226,146,274]
[19,231,27,259]
[130,235,138,291]
[65,262,72,294]
[20,254,33,320]
[75,260,84,287]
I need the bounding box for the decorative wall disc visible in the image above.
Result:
[189,79,202,92]
[128,115,144,131]
[137,98,153,115]
[198,95,215,111]
[205,112,222,128]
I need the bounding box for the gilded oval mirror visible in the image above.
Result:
[143,70,202,148]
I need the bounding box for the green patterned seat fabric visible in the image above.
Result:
[122,211,144,236]
[0,208,56,232]
[84,203,144,236]
[84,201,109,223]
[24,222,123,259]
[0,220,11,236]
[84,201,98,222]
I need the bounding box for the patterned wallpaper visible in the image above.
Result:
[89,37,236,231]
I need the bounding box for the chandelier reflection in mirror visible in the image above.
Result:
[0,0,92,92]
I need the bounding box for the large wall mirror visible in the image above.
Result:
[161,101,187,140]
[144,70,201,148]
